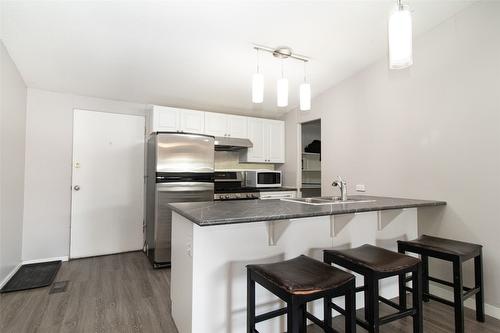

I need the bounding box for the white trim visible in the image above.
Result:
[22,256,69,265]
[430,283,500,320]
[0,262,23,289]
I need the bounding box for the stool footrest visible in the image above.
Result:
[305,312,338,333]
[255,307,287,323]
[463,287,480,300]
[379,309,416,325]
[428,276,473,292]
[407,286,456,307]
[379,296,405,311]
[329,301,346,316]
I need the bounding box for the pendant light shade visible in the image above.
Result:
[299,83,311,111]
[388,3,413,69]
[252,73,264,103]
[277,78,288,107]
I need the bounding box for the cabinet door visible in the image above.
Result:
[267,120,285,163]
[245,118,266,162]
[227,115,248,139]
[153,106,180,132]
[180,110,205,134]
[204,112,229,137]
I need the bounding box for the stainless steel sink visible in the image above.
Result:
[281,196,376,205]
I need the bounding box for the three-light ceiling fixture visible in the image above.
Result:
[251,45,311,111]
[251,0,413,110]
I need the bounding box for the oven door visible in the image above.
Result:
[256,172,282,188]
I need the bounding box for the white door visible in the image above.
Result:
[180,110,205,134]
[70,109,144,258]
[204,112,228,137]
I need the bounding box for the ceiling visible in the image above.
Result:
[1,0,475,118]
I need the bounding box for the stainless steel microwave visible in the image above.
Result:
[244,170,282,188]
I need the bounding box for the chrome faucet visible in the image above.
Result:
[332,176,347,201]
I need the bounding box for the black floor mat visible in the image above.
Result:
[0,261,62,293]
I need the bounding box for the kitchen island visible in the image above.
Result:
[169,195,445,333]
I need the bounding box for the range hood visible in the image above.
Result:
[214,137,253,151]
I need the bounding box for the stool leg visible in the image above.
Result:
[345,281,356,333]
[287,298,302,333]
[453,258,464,333]
[474,251,485,322]
[421,255,430,302]
[323,296,332,331]
[398,246,408,309]
[366,275,379,333]
[398,273,407,309]
[247,271,256,333]
[412,263,423,333]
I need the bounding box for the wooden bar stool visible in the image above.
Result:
[398,235,484,333]
[324,244,423,333]
[247,255,356,333]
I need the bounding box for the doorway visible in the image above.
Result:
[300,119,321,198]
[70,109,145,259]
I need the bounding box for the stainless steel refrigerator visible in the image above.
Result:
[145,132,214,268]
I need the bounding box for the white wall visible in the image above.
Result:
[22,89,146,261]
[0,41,27,284]
[284,2,500,311]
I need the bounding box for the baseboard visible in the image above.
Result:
[430,284,500,320]
[0,262,23,289]
[22,256,69,265]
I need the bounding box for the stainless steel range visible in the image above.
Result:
[214,171,260,200]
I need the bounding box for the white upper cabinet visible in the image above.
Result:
[204,112,229,137]
[266,120,285,163]
[243,117,266,162]
[227,115,248,138]
[240,118,285,163]
[150,106,204,134]
[152,106,180,132]
[180,109,205,134]
[149,105,284,164]
[204,112,248,138]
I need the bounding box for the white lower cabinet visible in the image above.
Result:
[240,117,285,163]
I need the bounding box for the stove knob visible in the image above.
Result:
[223,195,230,200]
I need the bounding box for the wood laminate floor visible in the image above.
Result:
[0,252,498,332]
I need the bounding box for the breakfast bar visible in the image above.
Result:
[169,195,445,333]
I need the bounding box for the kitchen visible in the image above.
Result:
[1,1,500,333]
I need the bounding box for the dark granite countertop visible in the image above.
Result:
[168,195,446,227]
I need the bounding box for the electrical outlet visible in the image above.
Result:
[356,184,366,192]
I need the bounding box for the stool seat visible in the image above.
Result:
[398,235,482,258]
[247,255,354,295]
[326,244,420,273]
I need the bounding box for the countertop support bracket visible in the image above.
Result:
[330,214,355,237]
[267,219,289,246]
[377,209,405,231]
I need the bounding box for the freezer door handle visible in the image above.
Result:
[156,182,214,192]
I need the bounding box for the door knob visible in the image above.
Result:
[74,185,80,191]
